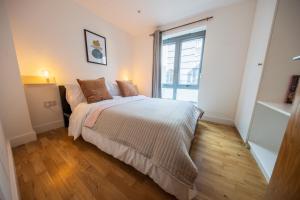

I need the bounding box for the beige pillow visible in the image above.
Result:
[77,78,112,103]
[116,80,139,97]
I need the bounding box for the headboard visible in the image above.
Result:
[58,85,72,127]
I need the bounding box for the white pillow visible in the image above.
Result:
[106,81,121,96]
[65,81,121,111]
[65,84,86,111]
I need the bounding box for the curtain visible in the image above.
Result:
[152,30,162,98]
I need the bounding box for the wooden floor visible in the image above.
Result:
[13,121,267,200]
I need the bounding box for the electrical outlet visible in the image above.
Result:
[43,100,57,108]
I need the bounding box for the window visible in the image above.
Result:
[161,31,206,103]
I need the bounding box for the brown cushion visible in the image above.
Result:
[77,78,112,103]
[116,80,139,97]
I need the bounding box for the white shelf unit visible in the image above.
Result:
[235,0,300,184]
[249,141,277,182]
[257,101,293,117]
[248,101,291,182]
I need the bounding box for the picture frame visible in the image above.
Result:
[285,75,300,104]
[84,29,107,65]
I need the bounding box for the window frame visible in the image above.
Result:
[161,30,206,100]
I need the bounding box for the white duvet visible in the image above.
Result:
[68,96,202,200]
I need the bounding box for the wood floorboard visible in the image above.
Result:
[13,121,267,200]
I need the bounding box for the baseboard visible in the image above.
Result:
[7,141,20,200]
[202,114,234,126]
[33,120,64,133]
[10,131,37,147]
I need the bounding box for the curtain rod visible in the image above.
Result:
[150,16,213,36]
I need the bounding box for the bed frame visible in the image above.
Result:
[58,85,72,127]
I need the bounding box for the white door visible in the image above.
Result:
[235,0,278,142]
[0,121,11,200]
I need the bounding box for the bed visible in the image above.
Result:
[59,84,203,200]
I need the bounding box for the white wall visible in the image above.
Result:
[132,35,154,96]
[7,0,134,84]
[0,0,36,146]
[198,0,256,124]
[258,0,300,103]
[235,0,278,142]
[7,0,134,132]
[133,0,256,124]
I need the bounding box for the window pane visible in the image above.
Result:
[161,44,175,85]
[176,89,198,102]
[161,31,205,103]
[179,38,203,85]
[161,88,173,99]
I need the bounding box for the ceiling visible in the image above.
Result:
[75,0,247,36]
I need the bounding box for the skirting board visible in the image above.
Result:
[7,141,20,200]
[10,131,37,147]
[202,114,234,126]
[33,120,64,133]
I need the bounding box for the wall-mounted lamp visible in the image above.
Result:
[41,70,50,83]
[123,76,129,81]
[21,70,56,85]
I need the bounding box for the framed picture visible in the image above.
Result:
[84,29,107,65]
[285,75,300,104]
